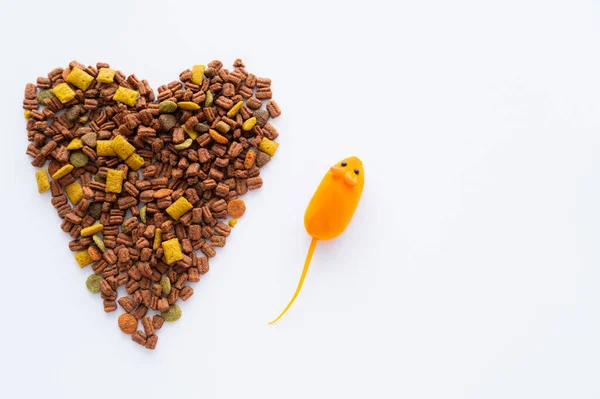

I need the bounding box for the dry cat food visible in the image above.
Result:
[23,59,281,349]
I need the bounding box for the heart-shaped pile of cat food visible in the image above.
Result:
[23,59,281,350]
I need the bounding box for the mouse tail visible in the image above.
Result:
[268,237,318,325]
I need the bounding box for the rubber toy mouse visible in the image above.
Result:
[269,156,365,324]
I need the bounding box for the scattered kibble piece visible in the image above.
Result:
[96,140,116,156]
[209,129,228,144]
[74,250,94,268]
[69,150,89,167]
[118,313,138,334]
[227,199,246,218]
[153,228,162,250]
[112,86,139,107]
[159,100,177,113]
[162,238,183,264]
[183,126,199,140]
[125,153,145,171]
[86,274,103,293]
[111,135,135,160]
[52,164,75,180]
[242,117,257,131]
[227,101,244,118]
[177,101,200,111]
[174,138,193,150]
[139,205,147,223]
[80,224,103,237]
[92,235,106,252]
[66,67,94,91]
[161,305,182,322]
[191,65,205,85]
[166,196,193,221]
[35,169,50,193]
[51,83,76,103]
[160,276,171,295]
[96,68,116,83]
[65,181,83,205]
[67,138,84,150]
[105,169,123,193]
[258,137,279,156]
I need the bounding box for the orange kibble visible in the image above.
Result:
[153,188,173,199]
[209,129,228,144]
[118,313,138,334]
[244,150,256,169]
[227,199,246,218]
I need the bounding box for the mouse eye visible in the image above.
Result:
[354,169,360,175]
[341,162,347,167]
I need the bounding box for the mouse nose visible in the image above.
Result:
[330,166,344,178]
[344,171,357,186]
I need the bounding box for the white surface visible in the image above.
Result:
[1,0,599,397]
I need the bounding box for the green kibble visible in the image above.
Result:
[37,89,55,103]
[174,138,193,150]
[205,91,213,107]
[86,274,103,293]
[69,150,89,168]
[160,276,171,295]
[92,234,106,252]
[159,100,178,113]
[161,305,182,322]
[140,205,147,223]
[93,173,106,184]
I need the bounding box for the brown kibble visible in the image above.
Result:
[132,330,147,346]
[266,101,281,118]
[118,313,138,334]
[141,316,155,336]
[145,334,158,350]
[227,199,246,218]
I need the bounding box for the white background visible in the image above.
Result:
[0,0,599,397]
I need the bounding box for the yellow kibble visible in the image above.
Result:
[67,138,84,150]
[125,152,145,171]
[113,86,139,107]
[24,110,31,119]
[51,83,76,103]
[191,65,206,85]
[65,181,83,205]
[111,135,135,160]
[166,196,193,221]
[258,136,279,156]
[162,238,183,264]
[74,250,94,268]
[229,219,238,228]
[242,117,257,131]
[80,224,104,237]
[183,126,199,140]
[153,228,162,250]
[227,101,244,118]
[66,67,94,91]
[96,140,116,156]
[35,169,50,193]
[177,101,200,111]
[96,68,116,83]
[105,169,124,193]
[52,164,74,179]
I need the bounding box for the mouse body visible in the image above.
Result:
[269,156,364,324]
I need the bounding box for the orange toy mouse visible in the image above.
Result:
[269,156,365,324]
